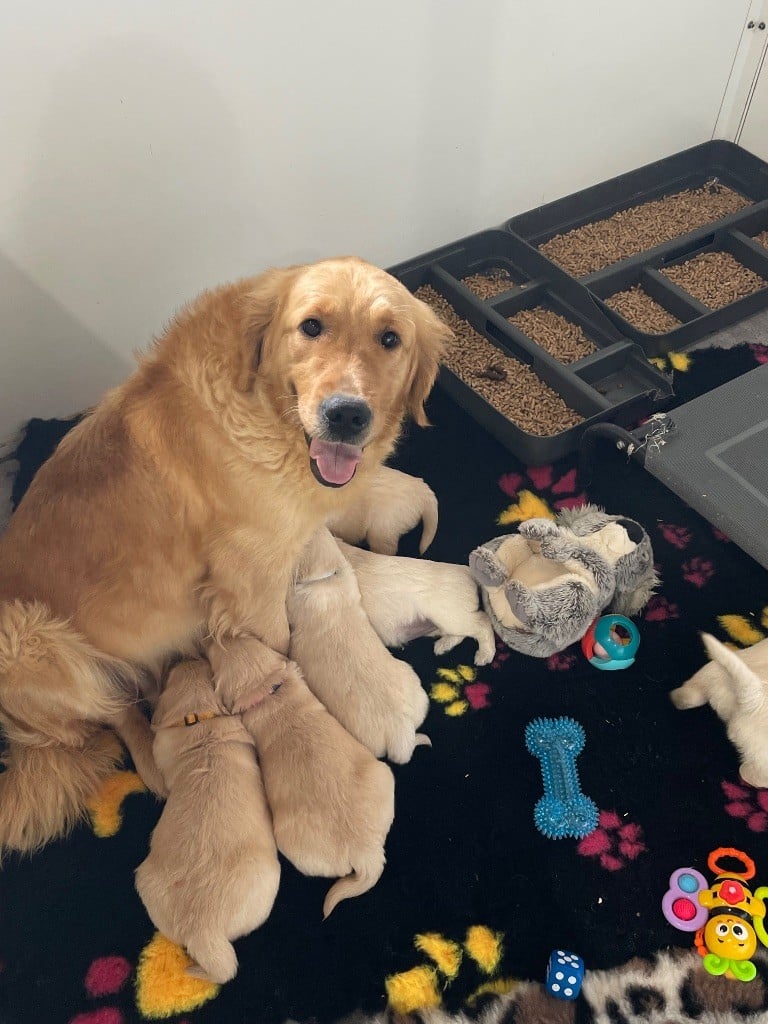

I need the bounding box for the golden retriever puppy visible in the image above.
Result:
[337,541,496,665]
[327,467,438,555]
[222,660,395,919]
[0,257,450,855]
[670,633,768,788]
[135,660,280,984]
[287,528,430,763]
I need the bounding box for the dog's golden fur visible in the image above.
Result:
[135,660,280,983]
[221,659,395,920]
[287,528,430,763]
[337,541,497,665]
[0,257,450,856]
[326,467,439,556]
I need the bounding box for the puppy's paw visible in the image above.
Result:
[739,761,768,789]
[434,635,462,657]
[474,644,496,667]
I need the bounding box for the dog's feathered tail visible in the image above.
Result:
[0,600,130,857]
[0,731,123,855]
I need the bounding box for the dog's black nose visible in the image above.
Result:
[320,395,372,442]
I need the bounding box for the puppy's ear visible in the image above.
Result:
[407,298,452,427]
[236,266,299,392]
[231,667,286,713]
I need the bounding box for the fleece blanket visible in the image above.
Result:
[2,343,768,1024]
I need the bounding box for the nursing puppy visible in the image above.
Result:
[670,633,768,788]
[337,541,496,665]
[327,467,438,556]
[224,660,395,919]
[0,256,450,856]
[135,660,280,984]
[287,528,430,763]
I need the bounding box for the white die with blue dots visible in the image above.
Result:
[545,949,584,1000]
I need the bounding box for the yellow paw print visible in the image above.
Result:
[87,770,147,838]
[430,665,490,716]
[718,606,768,647]
[497,489,554,527]
[385,926,515,1013]
[649,351,691,373]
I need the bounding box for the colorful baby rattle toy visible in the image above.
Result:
[662,847,768,981]
[581,614,640,670]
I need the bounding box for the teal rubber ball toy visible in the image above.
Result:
[581,614,640,671]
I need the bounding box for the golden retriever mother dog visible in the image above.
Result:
[0,257,450,856]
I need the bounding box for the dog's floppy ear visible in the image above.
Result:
[407,298,452,427]
[236,266,300,391]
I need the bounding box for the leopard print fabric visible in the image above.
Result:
[332,950,768,1024]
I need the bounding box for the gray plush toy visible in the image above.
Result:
[468,504,657,658]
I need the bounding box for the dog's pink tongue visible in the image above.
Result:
[309,438,363,485]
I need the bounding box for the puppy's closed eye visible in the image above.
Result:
[270,681,283,695]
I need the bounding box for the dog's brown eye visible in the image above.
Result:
[300,318,323,338]
[380,330,400,350]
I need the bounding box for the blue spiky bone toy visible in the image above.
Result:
[525,717,599,840]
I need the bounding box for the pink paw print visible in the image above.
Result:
[644,596,680,622]
[491,637,511,671]
[577,810,646,871]
[722,780,768,832]
[711,527,731,543]
[682,556,715,589]
[497,464,587,513]
[546,651,578,672]
[658,523,691,550]
[749,342,768,365]
[70,956,132,1024]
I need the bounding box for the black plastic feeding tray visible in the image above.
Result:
[390,141,768,464]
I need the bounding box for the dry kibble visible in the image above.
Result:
[661,251,766,309]
[462,267,519,300]
[506,307,596,363]
[414,285,583,436]
[540,181,749,276]
[604,285,682,334]
[752,229,768,249]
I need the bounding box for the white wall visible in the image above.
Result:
[0,0,752,437]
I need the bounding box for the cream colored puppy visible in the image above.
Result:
[670,633,768,788]
[337,541,496,666]
[226,660,395,919]
[327,466,438,556]
[135,660,280,984]
[287,528,430,763]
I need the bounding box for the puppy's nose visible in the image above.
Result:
[320,394,372,442]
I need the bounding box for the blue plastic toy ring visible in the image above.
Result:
[581,614,640,671]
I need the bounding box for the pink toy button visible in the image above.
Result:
[662,866,709,932]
